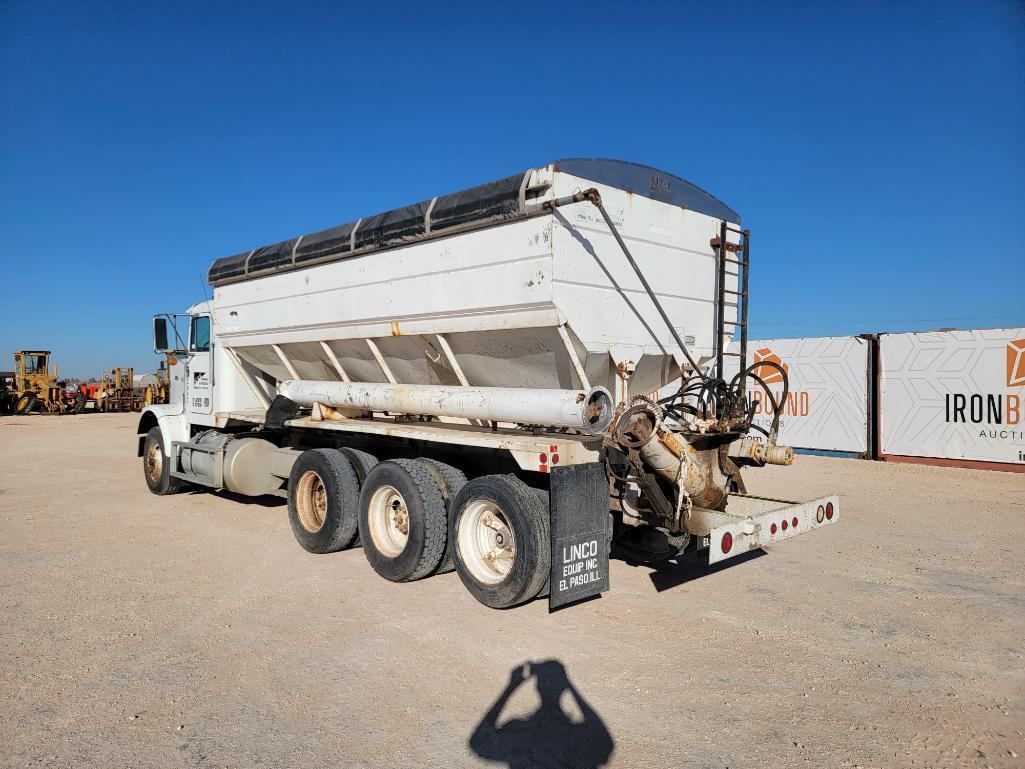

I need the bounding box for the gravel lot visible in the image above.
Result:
[1,412,1023,769]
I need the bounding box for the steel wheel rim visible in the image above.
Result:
[458,500,515,585]
[296,470,328,533]
[367,484,409,557]
[144,439,163,484]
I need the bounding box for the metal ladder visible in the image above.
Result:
[711,222,751,405]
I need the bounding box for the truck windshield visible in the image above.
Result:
[190,316,211,352]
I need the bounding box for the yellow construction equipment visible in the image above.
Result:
[142,357,172,406]
[95,367,139,412]
[11,351,86,414]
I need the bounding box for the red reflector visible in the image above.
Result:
[825,502,834,520]
[539,453,547,464]
[792,517,799,527]
[721,531,733,553]
[551,453,560,465]
[781,519,789,531]
[770,523,777,535]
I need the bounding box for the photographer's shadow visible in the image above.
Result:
[469,660,614,769]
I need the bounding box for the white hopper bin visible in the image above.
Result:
[207,159,742,405]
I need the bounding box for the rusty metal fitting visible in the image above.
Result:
[541,187,602,212]
[729,436,793,466]
[612,404,662,449]
[763,444,794,466]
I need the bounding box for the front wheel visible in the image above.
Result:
[451,475,550,609]
[15,393,36,414]
[142,426,184,495]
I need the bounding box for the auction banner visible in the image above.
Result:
[725,336,870,454]
[879,328,1025,467]
[655,336,870,453]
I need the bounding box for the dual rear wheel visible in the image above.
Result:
[288,449,362,554]
[450,475,549,609]
[286,448,549,608]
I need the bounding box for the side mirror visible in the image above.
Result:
[153,317,170,352]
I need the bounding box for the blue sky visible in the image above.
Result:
[1,1,1023,378]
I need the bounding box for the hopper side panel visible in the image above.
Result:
[550,176,738,378]
[213,218,557,356]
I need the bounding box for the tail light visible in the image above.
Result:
[721,532,733,554]
[825,502,834,520]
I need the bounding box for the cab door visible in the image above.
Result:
[187,315,213,415]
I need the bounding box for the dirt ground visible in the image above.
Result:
[1,413,1023,769]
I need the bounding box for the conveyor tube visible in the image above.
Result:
[279,380,615,435]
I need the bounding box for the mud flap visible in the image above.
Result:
[549,462,610,610]
[264,395,300,431]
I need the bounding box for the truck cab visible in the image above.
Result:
[138,303,274,459]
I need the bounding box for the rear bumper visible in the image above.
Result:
[689,494,839,564]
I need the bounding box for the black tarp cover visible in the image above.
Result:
[294,220,357,264]
[429,173,525,234]
[248,238,298,274]
[353,200,430,251]
[207,161,739,286]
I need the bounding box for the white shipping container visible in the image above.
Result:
[879,328,1025,467]
[654,336,871,454]
[726,336,870,454]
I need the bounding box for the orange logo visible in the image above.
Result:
[1008,338,1025,388]
[752,348,789,384]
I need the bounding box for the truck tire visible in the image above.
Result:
[337,447,379,548]
[142,426,185,496]
[358,458,447,582]
[15,393,36,415]
[534,488,551,599]
[72,391,86,414]
[450,475,550,609]
[416,458,467,575]
[287,449,361,554]
[338,447,379,482]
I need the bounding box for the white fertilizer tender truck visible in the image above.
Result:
[139,158,838,609]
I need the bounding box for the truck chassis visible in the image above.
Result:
[140,404,838,610]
